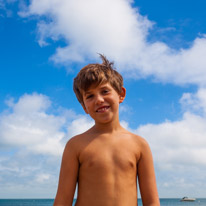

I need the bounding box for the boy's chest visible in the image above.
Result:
[79,139,139,174]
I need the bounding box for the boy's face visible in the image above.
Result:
[81,82,126,124]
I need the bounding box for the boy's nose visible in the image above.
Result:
[95,94,104,104]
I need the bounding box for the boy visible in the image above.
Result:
[54,55,160,206]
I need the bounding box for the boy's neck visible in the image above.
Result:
[92,120,124,134]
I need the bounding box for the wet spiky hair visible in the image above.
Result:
[73,54,123,105]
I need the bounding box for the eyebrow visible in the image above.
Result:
[99,85,110,90]
[84,91,92,95]
[84,85,110,95]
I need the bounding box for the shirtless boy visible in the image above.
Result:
[53,55,160,206]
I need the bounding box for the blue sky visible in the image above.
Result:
[1,0,206,198]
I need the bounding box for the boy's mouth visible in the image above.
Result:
[96,106,110,113]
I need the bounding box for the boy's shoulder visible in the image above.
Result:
[121,128,151,151]
[64,128,93,152]
[122,128,148,143]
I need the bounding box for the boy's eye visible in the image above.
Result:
[102,90,109,94]
[86,94,93,99]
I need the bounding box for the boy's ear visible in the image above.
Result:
[119,87,126,103]
[81,103,89,114]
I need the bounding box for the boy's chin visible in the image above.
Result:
[94,117,114,125]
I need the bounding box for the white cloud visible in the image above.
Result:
[0,93,65,156]
[19,0,152,64]
[19,0,206,86]
[136,112,206,168]
[67,116,94,137]
[35,173,50,183]
[180,88,206,115]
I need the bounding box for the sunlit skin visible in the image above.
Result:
[54,83,160,206]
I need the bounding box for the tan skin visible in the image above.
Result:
[54,83,160,206]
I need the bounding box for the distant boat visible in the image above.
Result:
[180,197,196,201]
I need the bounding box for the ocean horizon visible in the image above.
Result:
[0,198,205,206]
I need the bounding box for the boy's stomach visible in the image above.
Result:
[75,172,138,206]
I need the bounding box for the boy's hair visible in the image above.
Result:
[73,54,123,105]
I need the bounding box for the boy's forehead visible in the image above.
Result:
[82,82,112,93]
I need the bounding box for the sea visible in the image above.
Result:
[0,199,205,206]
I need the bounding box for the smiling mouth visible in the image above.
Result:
[96,106,110,113]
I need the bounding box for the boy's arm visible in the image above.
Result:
[53,138,79,206]
[137,139,160,206]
